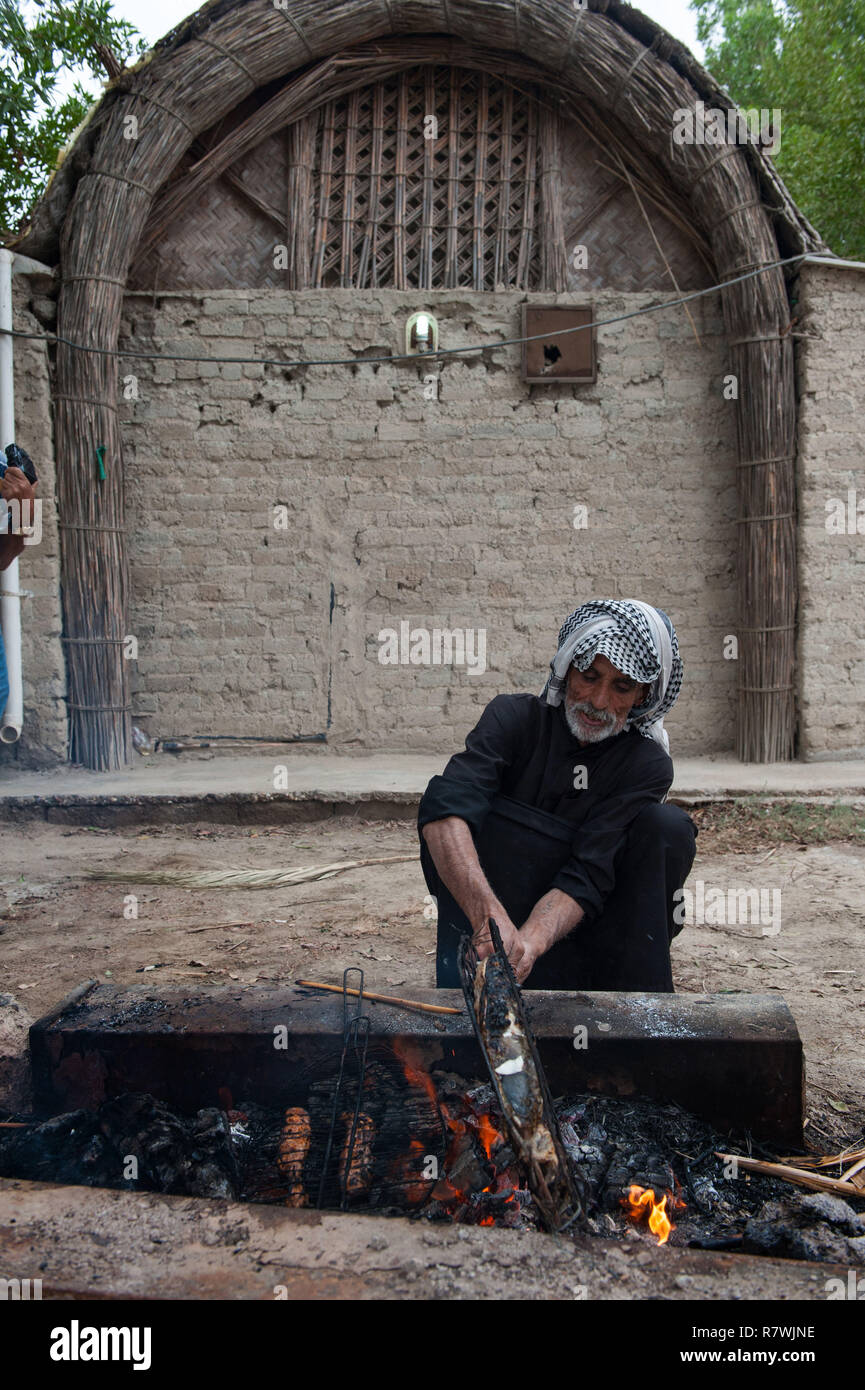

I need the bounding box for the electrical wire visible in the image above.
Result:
[0,253,808,371]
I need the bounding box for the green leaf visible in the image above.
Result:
[690,0,865,256]
[1,0,145,237]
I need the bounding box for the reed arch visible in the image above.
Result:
[17,0,823,767]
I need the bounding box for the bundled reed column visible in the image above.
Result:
[55,173,153,770]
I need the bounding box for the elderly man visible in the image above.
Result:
[419,599,697,990]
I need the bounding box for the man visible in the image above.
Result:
[419,599,697,991]
[0,464,37,717]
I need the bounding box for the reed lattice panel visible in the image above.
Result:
[129,62,711,295]
[308,66,543,291]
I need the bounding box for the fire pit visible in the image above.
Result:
[2,978,862,1266]
[4,1074,863,1262]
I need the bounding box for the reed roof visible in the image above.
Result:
[12,0,826,264]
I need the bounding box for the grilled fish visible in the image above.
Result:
[474,955,558,1170]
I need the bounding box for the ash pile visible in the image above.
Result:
[557,1092,865,1264]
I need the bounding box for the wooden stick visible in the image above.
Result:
[295,979,462,1016]
[0,1121,32,1128]
[777,1144,865,1172]
[185,921,255,933]
[841,1155,865,1184]
[716,1153,865,1199]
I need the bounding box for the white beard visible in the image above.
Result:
[564,695,625,744]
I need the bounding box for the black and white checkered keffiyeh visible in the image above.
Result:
[541,599,683,751]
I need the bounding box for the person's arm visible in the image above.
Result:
[514,890,585,983]
[421,816,524,971]
[419,695,532,969]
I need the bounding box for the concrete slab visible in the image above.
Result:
[0,1177,846,1300]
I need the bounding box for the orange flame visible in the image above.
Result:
[475,1112,503,1160]
[622,1184,678,1244]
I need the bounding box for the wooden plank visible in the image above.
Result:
[494,85,513,288]
[393,74,408,290]
[340,90,359,287]
[516,96,537,288]
[539,104,568,291]
[472,72,489,290]
[311,100,336,287]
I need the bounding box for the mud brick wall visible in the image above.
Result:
[795,262,865,759]
[0,281,65,768]
[117,288,738,756]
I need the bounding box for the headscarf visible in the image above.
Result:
[541,598,683,752]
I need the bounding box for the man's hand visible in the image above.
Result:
[423,817,527,974]
[472,910,524,975]
[0,467,37,571]
[1,465,35,508]
[513,931,541,985]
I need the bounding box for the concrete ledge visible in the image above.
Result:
[0,790,420,826]
[1,790,863,827]
[1,751,864,823]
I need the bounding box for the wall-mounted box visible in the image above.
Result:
[521,305,596,383]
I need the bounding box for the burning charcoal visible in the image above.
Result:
[494,1141,516,1168]
[687,1233,746,1251]
[586,1213,614,1235]
[0,1095,239,1198]
[94,1095,238,1198]
[561,1103,588,1128]
[578,1143,604,1162]
[78,1135,110,1171]
[692,1176,722,1206]
[465,1082,496,1110]
[440,1129,493,1197]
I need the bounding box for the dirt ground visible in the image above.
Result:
[2,804,864,1150]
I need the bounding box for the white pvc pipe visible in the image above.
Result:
[0,248,53,743]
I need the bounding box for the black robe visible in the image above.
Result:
[417,692,673,921]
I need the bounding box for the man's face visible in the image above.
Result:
[563,654,648,745]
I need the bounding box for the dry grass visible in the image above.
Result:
[686,799,865,854]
